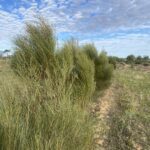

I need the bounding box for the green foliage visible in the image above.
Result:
[7,17,115,149]
[135,56,142,64]
[83,45,114,90]
[58,41,95,106]
[82,44,98,61]
[11,18,57,80]
[95,52,114,90]
[126,55,150,65]
[11,19,96,106]
[143,56,149,61]
[73,51,95,106]
[0,75,94,150]
[8,18,96,149]
[126,55,135,64]
[108,56,117,69]
[111,56,126,63]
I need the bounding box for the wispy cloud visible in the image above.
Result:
[0,0,150,56]
[80,34,150,57]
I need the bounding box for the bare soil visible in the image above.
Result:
[92,84,117,150]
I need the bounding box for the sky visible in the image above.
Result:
[0,0,150,57]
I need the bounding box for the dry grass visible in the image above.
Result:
[0,60,95,150]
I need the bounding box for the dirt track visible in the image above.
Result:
[93,84,117,150]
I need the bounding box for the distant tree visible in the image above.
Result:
[143,56,149,61]
[135,56,142,64]
[3,49,11,57]
[142,56,150,66]
[3,49,10,53]
[126,55,135,64]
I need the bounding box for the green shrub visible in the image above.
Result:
[73,50,95,106]
[8,17,114,149]
[82,44,98,61]
[8,18,96,149]
[11,18,58,81]
[11,19,95,106]
[83,45,114,90]
[95,52,114,90]
[58,41,95,106]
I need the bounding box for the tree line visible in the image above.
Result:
[109,55,150,68]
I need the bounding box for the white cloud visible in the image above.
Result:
[74,12,83,19]
[0,0,150,56]
[80,34,150,57]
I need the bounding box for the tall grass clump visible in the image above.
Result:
[0,18,96,149]
[83,44,114,90]
[82,44,98,61]
[11,18,58,81]
[0,74,94,150]
[58,40,95,106]
[11,18,95,106]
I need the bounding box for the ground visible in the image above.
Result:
[0,59,150,150]
[93,66,150,150]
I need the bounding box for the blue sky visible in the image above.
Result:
[0,0,150,57]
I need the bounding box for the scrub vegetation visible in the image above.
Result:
[0,18,113,150]
[0,18,149,150]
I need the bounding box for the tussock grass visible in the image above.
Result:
[0,71,94,150]
[58,40,95,107]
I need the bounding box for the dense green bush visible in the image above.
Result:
[82,44,98,61]
[83,44,114,90]
[95,52,114,90]
[11,19,95,106]
[8,17,115,149]
[9,18,96,149]
[11,18,58,81]
[58,41,95,106]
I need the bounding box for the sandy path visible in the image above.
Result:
[93,84,116,150]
